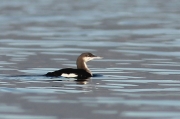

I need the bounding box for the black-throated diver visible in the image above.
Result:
[45,52,102,79]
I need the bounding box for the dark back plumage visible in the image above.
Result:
[45,68,91,79]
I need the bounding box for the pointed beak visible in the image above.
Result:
[87,56,102,62]
[91,55,103,60]
[85,54,103,62]
[93,56,103,59]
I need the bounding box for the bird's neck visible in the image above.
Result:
[76,59,92,75]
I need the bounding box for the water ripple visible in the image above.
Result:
[0,0,180,119]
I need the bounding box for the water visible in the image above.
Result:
[0,0,180,119]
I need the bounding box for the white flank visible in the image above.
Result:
[61,73,78,78]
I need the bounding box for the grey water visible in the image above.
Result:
[1,0,180,119]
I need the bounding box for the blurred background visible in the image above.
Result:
[1,0,180,119]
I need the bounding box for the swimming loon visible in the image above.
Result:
[45,52,102,79]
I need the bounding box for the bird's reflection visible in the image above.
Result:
[48,77,91,85]
[76,78,90,84]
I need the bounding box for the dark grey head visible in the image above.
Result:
[78,52,102,62]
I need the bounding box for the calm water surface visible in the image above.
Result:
[1,0,180,119]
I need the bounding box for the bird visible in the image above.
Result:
[45,52,102,79]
